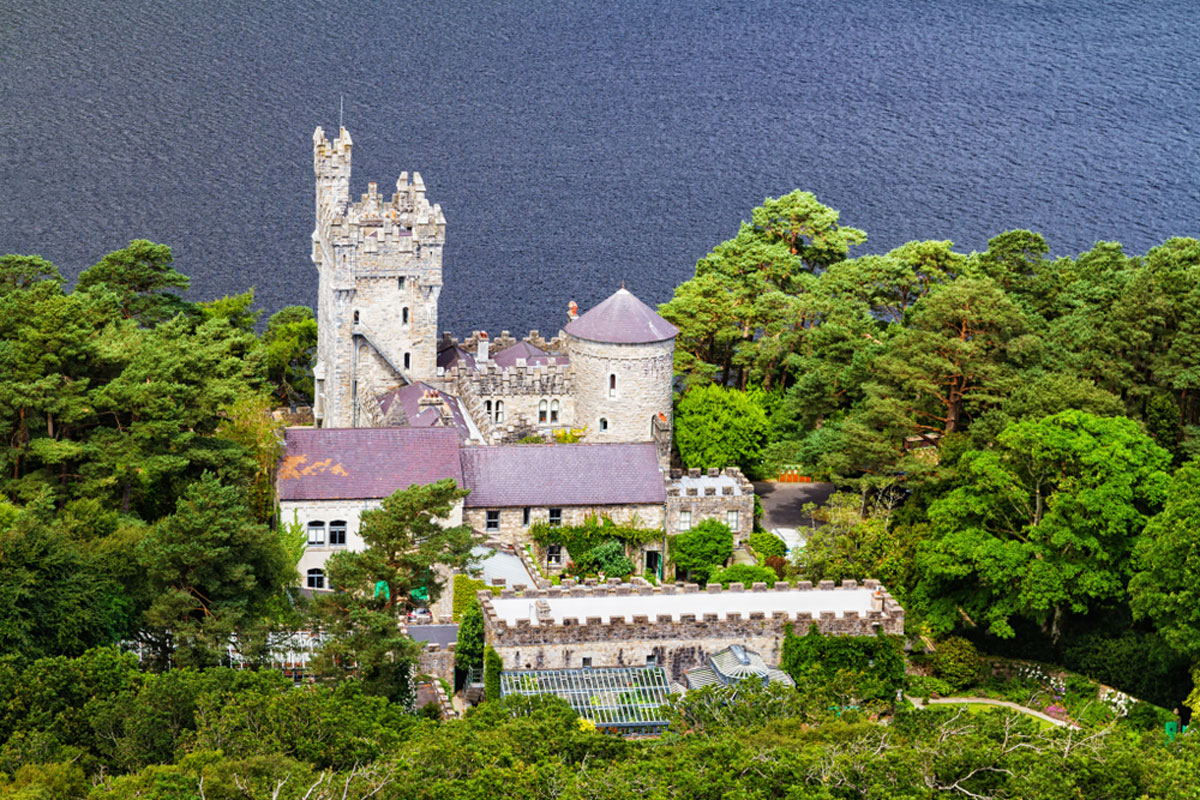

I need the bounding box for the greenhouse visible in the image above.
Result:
[499,666,672,735]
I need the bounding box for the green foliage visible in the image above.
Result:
[517,433,545,444]
[675,384,769,476]
[905,674,953,698]
[452,574,500,622]
[454,600,485,671]
[572,539,635,577]
[931,637,981,691]
[781,624,906,703]
[1062,629,1192,711]
[748,530,787,558]
[261,305,317,403]
[75,239,191,326]
[668,518,733,585]
[531,515,661,552]
[1130,460,1200,659]
[707,563,777,588]
[312,480,477,702]
[483,646,502,702]
[916,411,1170,640]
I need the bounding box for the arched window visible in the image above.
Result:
[307,568,325,589]
[485,400,493,418]
[550,399,559,424]
[307,521,325,546]
[538,399,548,423]
[494,400,505,423]
[608,374,617,398]
[402,307,409,324]
[404,352,411,370]
[329,520,347,546]
[599,417,608,432]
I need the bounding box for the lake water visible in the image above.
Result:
[1,0,1197,336]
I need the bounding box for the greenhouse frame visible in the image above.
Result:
[499,666,672,734]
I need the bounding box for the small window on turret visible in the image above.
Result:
[599,418,608,432]
[609,374,617,398]
[398,276,406,290]
[402,307,409,324]
[353,310,360,324]
[404,352,411,370]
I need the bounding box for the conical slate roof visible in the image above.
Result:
[564,288,679,344]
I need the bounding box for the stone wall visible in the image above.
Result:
[463,503,665,549]
[312,127,446,428]
[417,641,456,686]
[665,467,755,545]
[480,579,904,682]
[567,335,674,444]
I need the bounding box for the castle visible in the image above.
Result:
[284,127,754,594]
[310,125,675,456]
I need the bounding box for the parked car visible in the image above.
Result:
[407,607,433,624]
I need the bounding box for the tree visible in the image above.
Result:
[75,239,192,325]
[312,479,477,702]
[669,519,733,585]
[675,384,769,476]
[1130,460,1200,659]
[138,473,294,667]
[916,411,1171,640]
[455,600,485,672]
[262,305,318,404]
[483,646,502,702]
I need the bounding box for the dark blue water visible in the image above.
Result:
[2,0,1197,336]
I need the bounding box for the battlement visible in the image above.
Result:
[665,466,755,498]
[479,579,904,646]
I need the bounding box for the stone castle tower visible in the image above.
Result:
[311,126,446,428]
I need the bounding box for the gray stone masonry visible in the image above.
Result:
[568,335,674,445]
[665,467,756,545]
[479,579,904,682]
[312,126,446,428]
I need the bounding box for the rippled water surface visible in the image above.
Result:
[2,0,1197,335]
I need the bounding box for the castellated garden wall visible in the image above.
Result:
[480,579,905,682]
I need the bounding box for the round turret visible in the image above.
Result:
[565,288,677,444]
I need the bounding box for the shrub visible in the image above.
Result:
[675,385,769,476]
[749,531,787,559]
[670,519,733,585]
[932,637,981,691]
[518,434,545,444]
[708,563,777,588]
[484,647,502,702]
[453,574,500,621]
[764,555,788,580]
[906,675,953,698]
[577,540,634,577]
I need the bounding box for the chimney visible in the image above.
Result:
[476,331,489,363]
[567,301,579,322]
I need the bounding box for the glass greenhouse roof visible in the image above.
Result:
[499,667,671,731]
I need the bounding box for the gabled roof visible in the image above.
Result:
[437,345,476,372]
[278,427,464,501]
[375,381,477,441]
[460,443,665,508]
[564,288,679,344]
[491,341,567,368]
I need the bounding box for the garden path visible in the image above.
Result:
[906,694,1081,729]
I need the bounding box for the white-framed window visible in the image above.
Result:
[329,520,347,546]
[494,400,505,424]
[547,544,563,566]
[486,510,500,532]
[307,568,325,589]
[538,399,548,423]
[599,417,608,432]
[726,510,739,530]
[677,510,691,531]
[522,507,531,527]
[608,373,617,398]
[307,520,326,545]
[549,508,562,526]
[550,399,559,424]
[402,307,409,324]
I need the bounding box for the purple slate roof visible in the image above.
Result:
[278,427,464,501]
[437,345,476,372]
[564,287,679,344]
[491,341,568,368]
[460,443,665,508]
[376,382,474,441]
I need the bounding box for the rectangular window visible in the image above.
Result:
[677,510,691,531]
[726,510,739,530]
[486,510,500,532]
[329,520,347,546]
[548,508,562,527]
[522,507,531,527]
[307,521,325,546]
[645,654,657,667]
[547,544,563,566]
[397,276,406,290]
[581,657,592,668]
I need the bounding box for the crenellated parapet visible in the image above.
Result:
[478,578,905,650]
